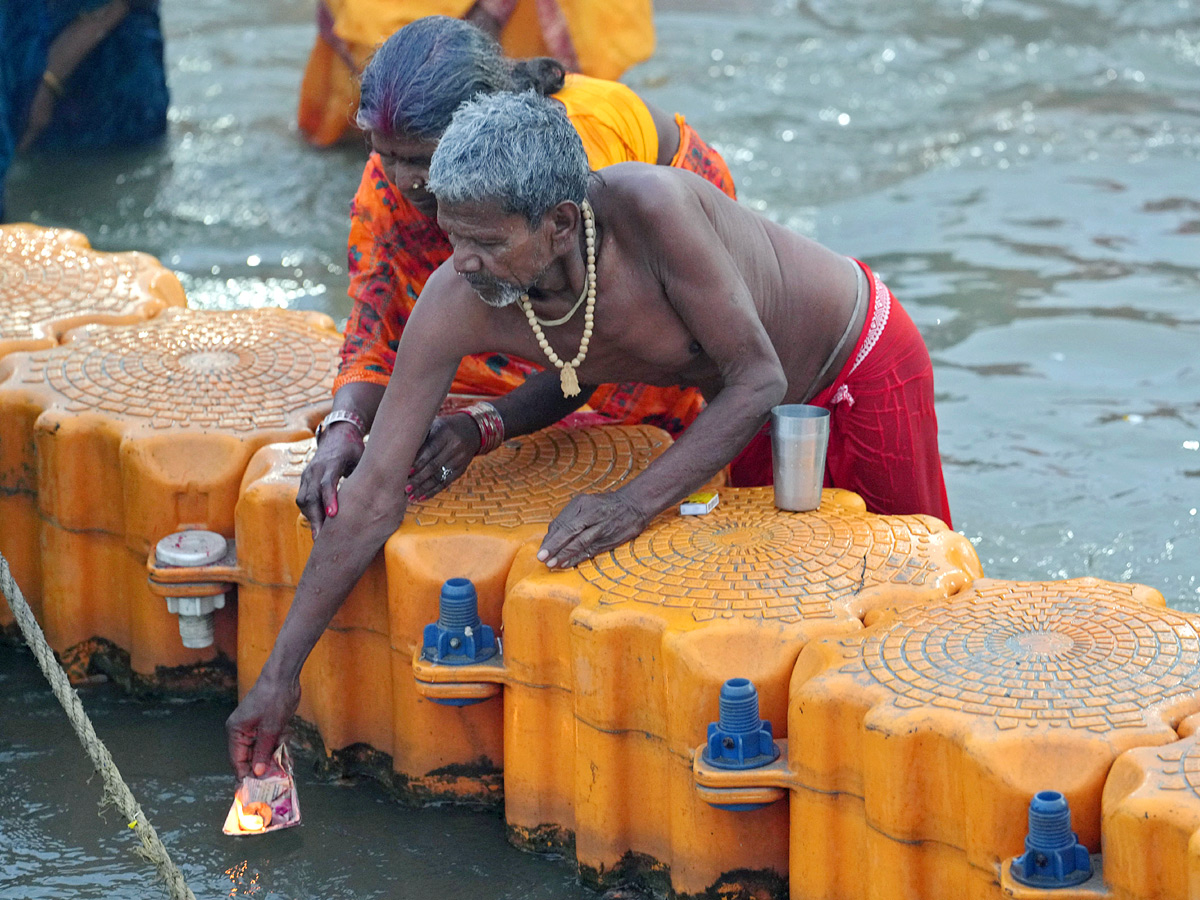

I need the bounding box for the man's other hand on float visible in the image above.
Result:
[538,490,650,569]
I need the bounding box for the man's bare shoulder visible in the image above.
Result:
[595,162,733,239]
[599,162,709,207]
[408,260,499,347]
[419,258,470,300]
[424,259,505,311]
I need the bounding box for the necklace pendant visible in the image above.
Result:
[560,364,581,398]
[525,199,595,400]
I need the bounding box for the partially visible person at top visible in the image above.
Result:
[0,0,168,221]
[298,0,654,146]
[299,15,737,535]
[226,91,952,777]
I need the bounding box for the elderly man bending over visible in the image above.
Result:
[226,91,950,776]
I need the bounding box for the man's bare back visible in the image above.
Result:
[411,162,864,407]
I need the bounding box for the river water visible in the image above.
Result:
[2,0,1197,896]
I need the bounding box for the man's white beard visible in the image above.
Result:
[465,274,524,308]
[466,263,553,309]
[478,281,524,309]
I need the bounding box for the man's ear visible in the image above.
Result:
[547,200,582,253]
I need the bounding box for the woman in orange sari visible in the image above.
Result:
[300,15,737,533]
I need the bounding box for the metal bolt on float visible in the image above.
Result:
[1009,790,1093,888]
[153,530,228,649]
[418,578,500,706]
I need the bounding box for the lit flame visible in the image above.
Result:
[233,796,265,833]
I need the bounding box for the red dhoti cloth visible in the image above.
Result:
[727,261,952,527]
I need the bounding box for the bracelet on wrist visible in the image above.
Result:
[315,408,367,442]
[461,401,505,454]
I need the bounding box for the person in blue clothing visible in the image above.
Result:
[0,0,168,221]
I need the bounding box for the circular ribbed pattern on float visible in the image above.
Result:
[14,308,340,431]
[0,225,181,343]
[409,426,668,527]
[861,580,1200,730]
[577,488,948,622]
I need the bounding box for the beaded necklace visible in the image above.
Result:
[532,276,589,327]
[519,199,595,398]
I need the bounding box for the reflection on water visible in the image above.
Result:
[2,0,1198,895]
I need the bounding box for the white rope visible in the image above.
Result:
[0,552,197,900]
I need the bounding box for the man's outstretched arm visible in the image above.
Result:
[226,267,480,777]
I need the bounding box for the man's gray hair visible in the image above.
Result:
[427,91,589,226]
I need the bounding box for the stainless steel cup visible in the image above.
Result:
[770,404,830,512]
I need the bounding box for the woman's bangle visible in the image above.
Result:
[41,71,65,99]
[315,408,367,442]
[461,401,505,454]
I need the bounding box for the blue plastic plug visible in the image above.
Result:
[421,578,497,666]
[1010,790,1093,888]
[702,678,780,771]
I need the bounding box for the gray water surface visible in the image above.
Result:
[2,0,1198,896]
[0,645,586,899]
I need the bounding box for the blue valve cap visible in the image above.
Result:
[422,578,498,666]
[1011,790,1092,888]
[702,678,780,770]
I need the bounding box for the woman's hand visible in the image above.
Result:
[296,423,365,536]
[407,414,483,501]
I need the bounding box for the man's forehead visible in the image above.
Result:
[438,198,527,233]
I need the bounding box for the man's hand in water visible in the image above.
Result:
[226,673,301,779]
[296,422,365,537]
[537,490,650,569]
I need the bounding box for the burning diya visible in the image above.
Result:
[222,745,302,836]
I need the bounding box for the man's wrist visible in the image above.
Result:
[259,652,302,689]
[614,484,655,529]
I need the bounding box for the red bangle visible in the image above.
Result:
[461,402,505,454]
